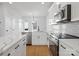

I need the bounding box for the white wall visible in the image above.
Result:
[0,3,5,37]
[37,16,47,32]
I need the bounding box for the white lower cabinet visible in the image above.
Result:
[32,32,48,45]
[59,44,71,56]
[59,41,79,56]
[1,49,15,56]
[20,37,26,56]
[14,38,26,56]
[14,44,22,56]
[0,37,26,56]
[15,38,26,56]
[20,44,26,56]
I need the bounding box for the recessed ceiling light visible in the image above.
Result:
[41,2,45,4]
[56,2,60,5]
[9,2,12,4]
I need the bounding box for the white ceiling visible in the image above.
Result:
[5,2,53,17]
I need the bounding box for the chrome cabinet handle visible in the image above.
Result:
[15,45,19,49]
[55,39,57,40]
[71,53,75,56]
[61,45,66,49]
[23,39,25,41]
[8,53,11,56]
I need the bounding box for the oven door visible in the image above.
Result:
[48,37,59,56]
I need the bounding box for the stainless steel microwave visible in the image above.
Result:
[61,4,71,22]
[56,4,71,23]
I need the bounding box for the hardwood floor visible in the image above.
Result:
[26,45,50,56]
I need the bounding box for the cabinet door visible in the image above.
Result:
[32,32,48,45]
[40,33,48,45]
[59,44,69,56]
[20,44,26,56]
[19,38,26,56]
[59,43,72,56]
[49,45,58,56]
[14,39,26,56]
[14,44,21,56]
[32,32,40,45]
[1,48,16,56]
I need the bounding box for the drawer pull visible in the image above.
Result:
[71,53,75,56]
[55,39,57,40]
[15,45,19,49]
[61,45,66,49]
[8,53,11,56]
[23,39,25,41]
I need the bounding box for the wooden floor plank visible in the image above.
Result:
[26,45,50,56]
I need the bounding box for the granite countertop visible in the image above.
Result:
[59,34,79,39]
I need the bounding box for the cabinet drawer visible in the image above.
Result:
[59,41,79,56]
[59,41,73,56]
[59,41,73,51]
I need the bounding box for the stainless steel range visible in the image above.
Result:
[47,33,61,56]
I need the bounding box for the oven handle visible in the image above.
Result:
[61,44,66,49]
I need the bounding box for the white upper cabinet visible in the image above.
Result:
[47,2,60,25]
[48,3,58,14]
